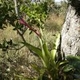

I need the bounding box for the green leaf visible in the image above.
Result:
[43,42,50,57]
[59,61,68,66]
[67,56,80,70]
[63,64,74,72]
[50,49,56,61]
[21,42,42,58]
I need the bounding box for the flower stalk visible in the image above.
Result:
[13,0,41,37]
[19,18,41,37]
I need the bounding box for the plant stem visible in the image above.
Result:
[17,29,26,43]
[13,0,19,16]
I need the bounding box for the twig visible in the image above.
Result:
[17,29,26,43]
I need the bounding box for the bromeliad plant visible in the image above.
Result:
[21,28,60,80]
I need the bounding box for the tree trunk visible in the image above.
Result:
[61,2,80,57]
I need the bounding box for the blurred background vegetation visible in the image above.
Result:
[0,0,68,79]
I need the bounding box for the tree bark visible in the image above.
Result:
[61,3,80,57]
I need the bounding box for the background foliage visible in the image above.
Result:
[1,0,80,80]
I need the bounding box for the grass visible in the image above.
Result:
[45,13,64,32]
